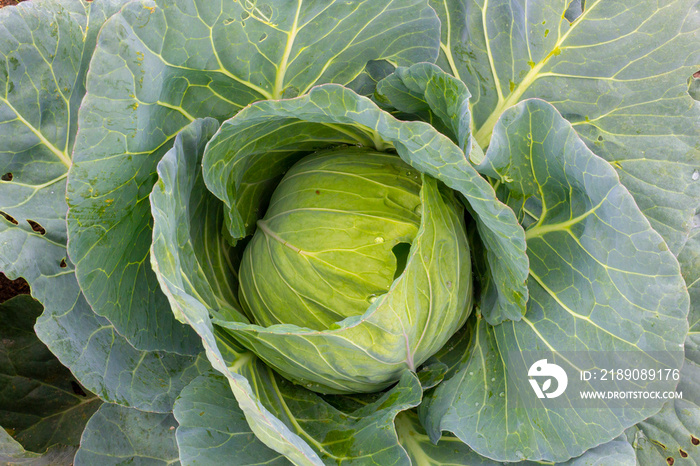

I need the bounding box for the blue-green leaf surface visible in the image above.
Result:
[376,62,473,153]
[375,62,529,324]
[396,411,636,466]
[626,210,700,465]
[626,349,700,466]
[0,0,205,413]
[174,372,290,466]
[74,404,179,466]
[432,0,700,254]
[231,356,423,465]
[421,99,689,463]
[66,0,440,353]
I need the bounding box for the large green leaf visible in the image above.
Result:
[420,99,689,462]
[74,404,179,466]
[66,0,440,354]
[629,405,700,466]
[375,63,473,152]
[174,372,290,466]
[432,0,700,254]
[625,209,700,465]
[0,295,100,454]
[0,0,206,413]
[396,411,636,465]
[150,118,324,465]
[231,356,424,465]
[626,349,700,466]
[375,62,529,324]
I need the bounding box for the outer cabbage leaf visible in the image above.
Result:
[0,295,100,454]
[232,359,425,464]
[66,0,441,354]
[396,411,636,466]
[173,372,291,466]
[175,369,433,466]
[626,350,700,466]
[420,100,689,463]
[375,63,473,152]
[0,0,205,413]
[375,62,529,324]
[73,404,179,466]
[626,210,700,465]
[432,0,700,254]
[150,118,323,464]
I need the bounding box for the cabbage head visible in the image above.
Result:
[235,148,472,392]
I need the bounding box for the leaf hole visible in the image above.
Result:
[392,242,411,280]
[667,457,674,465]
[691,435,699,445]
[60,259,67,268]
[259,4,273,18]
[27,220,45,235]
[0,211,18,225]
[70,381,87,397]
[597,135,603,141]
[1,172,12,181]
[241,11,250,20]
[679,449,688,458]
[259,33,267,42]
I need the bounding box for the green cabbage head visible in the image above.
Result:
[233,147,472,393]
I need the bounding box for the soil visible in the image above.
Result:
[0,273,30,304]
[0,0,26,8]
